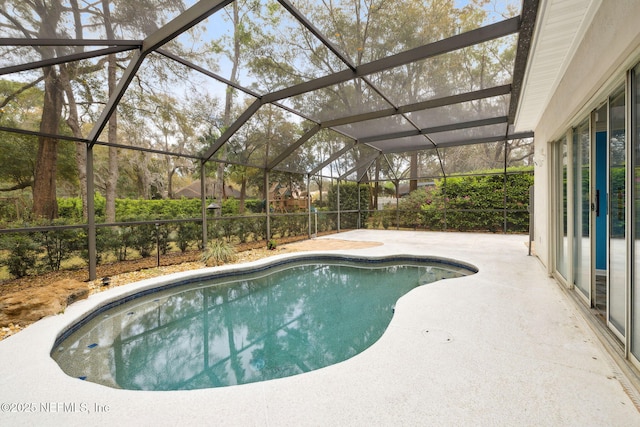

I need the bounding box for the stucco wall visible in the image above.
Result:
[533,0,640,272]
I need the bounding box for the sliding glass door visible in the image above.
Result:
[556,137,569,280]
[632,65,640,361]
[609,89,626,337]
[573,120,591,298]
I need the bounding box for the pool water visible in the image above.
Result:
[52,258,473,390]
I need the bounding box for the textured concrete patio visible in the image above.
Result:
[1,230,639,426]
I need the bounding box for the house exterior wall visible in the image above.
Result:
[533,0,640,271]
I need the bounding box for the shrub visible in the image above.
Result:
[267,239,277,250]
[83,227,120,265]
[157,224,171,255]
[245,199,264,213]
[249,216,267,241]
[235,217,251,243]
[111,225,133,261]
[175,220,201,252]
[0,198,20,223]
[57,194,106,221]
[0,233,39,278]
[202,239,236,266]
[221,198,239,215]
[57,197,84,222]
[35,221,84,271]
[128,222,156,258]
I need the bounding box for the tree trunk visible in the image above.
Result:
[103,1,118,222]
[67,0,88,219]
[168,168,175,199]
[374,157,380,210]
[136,152,151,199]
[409,151,418,192]
[105,146,118,221]
[59,65,88,219]
[32,66,62,219]
[75,145,88,218]
[215,1,241,203]
[239,174,247,214]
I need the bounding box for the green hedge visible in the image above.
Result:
[56,196,267,221]
[369,169,532,232]
[327,183,371,228]
[420,169,533,232]
[0,218,206,279]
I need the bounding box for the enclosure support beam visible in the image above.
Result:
[88,0,232,148]
[392,180,400,229]
[265,170,271,242]
[0,46,136,76]
[320,85,511,129]
[309,142,357,176]
[268,124,321,170]
[201,163,207,248]
[337,179,341,233]
[157,48,317,123]
[87,146,97,281]
[263,17,519,103]
[380,131,534,154]
[358,116,509,145]
[141,0,233,54]
[277,0,355,71]
[357,180,361,229]
[87,51,145,147]
[307,174,312,238]
[202,98,263,162]
[503,138,508,233]
[0,38,143,47]
[443,177,448,230]
[339,153,379,180]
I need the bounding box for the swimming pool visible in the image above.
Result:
[51,255,476,391]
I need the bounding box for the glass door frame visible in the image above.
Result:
[607,87,628,342]
[572,118,591,304]
[551,133,571,287]
[590,104,608,311]
[627,68,636,364]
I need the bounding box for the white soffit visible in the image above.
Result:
[514,0,601,132]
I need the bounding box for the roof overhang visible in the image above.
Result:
[513,0,602,133]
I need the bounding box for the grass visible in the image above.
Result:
[201,239,237,266]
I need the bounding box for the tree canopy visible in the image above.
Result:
[0,0,534,220]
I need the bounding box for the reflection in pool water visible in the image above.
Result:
[52,258,474,390]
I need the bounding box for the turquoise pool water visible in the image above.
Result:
[51,257,474,390]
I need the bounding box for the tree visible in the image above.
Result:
[0,80,42,193]
[246,0,520,181]
[0,0,189,219]
[230,103,306,201]
[213,0,254,203]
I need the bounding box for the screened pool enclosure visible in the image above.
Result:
[0,0,537,281]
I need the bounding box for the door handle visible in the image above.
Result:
[595,190,600,217]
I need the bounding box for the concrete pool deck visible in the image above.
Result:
[1,230,639,426]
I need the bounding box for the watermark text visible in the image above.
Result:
[1,402,111,414]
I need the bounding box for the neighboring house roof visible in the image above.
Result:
[174,181,202,199]
[174,180,244,199]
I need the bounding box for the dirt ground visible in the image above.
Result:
[0,237,382,341]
